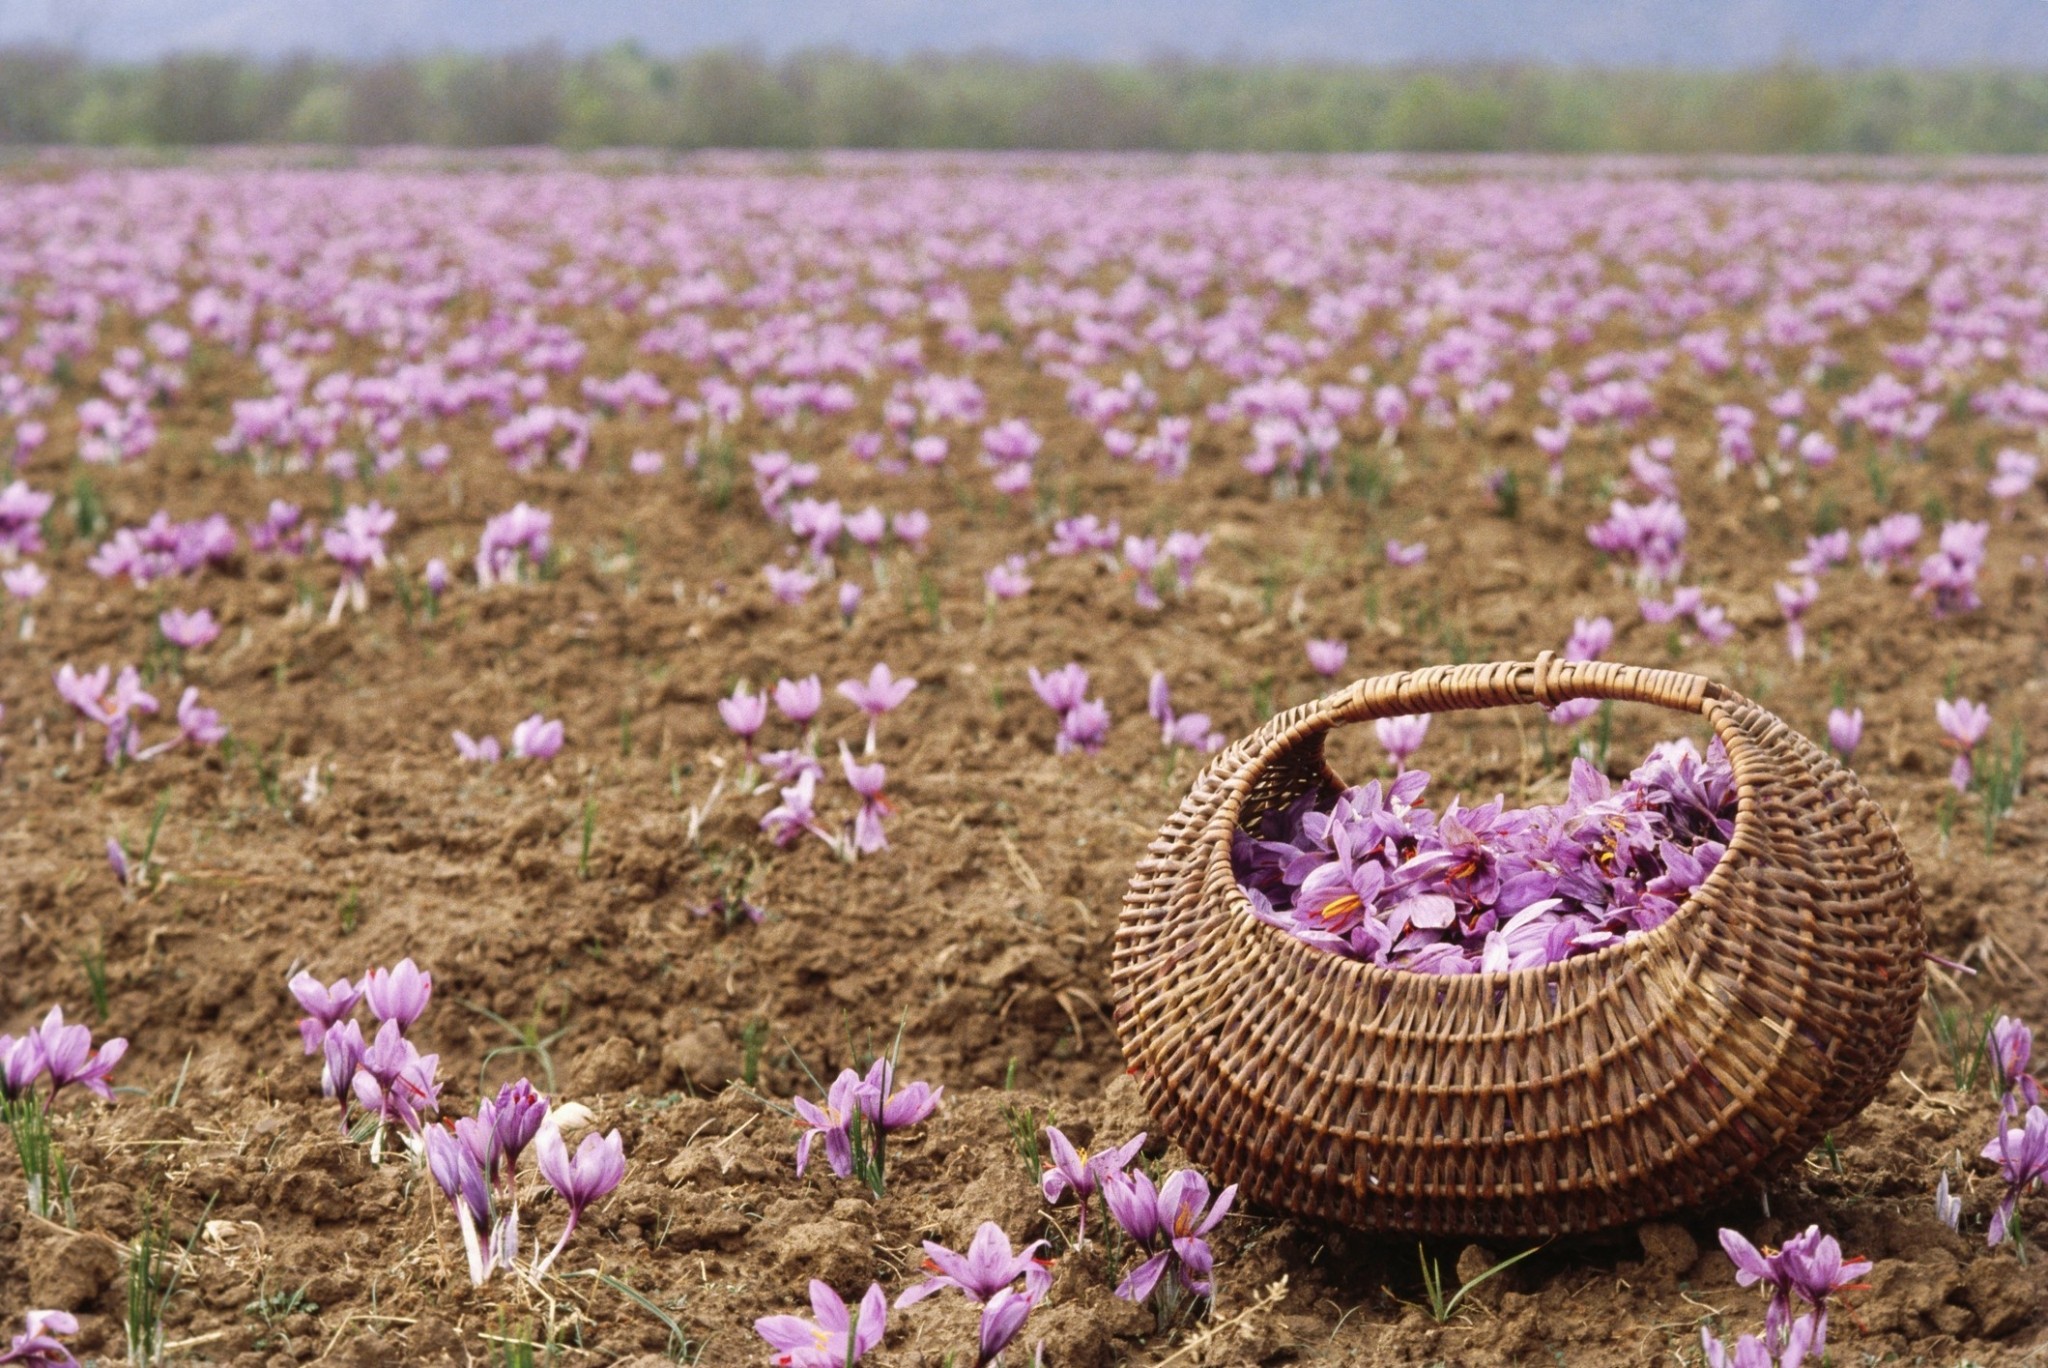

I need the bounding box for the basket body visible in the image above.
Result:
[1112,658,1925,1237]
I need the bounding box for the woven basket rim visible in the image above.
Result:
[1205,658,1759,990]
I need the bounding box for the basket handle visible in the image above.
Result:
[1323,654,1720,726]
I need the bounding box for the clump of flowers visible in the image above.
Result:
[790,1056,942,1199]
[1030,663,1110,756]
[1233,739,1737,974]
[896,1223,1050,1367]
[1,1007,128,1219]
[1913,520,1989,617]
[474,502,553,587]
[1717,1225,1867,1359]
[54,665,225,765]
[1105,1168,1237,1319]
[1935,697,1991,792]
[1039,1126,1146,1246]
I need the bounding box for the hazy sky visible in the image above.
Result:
[1,0,2042,65]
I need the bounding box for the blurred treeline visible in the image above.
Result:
[3,44,2048,152]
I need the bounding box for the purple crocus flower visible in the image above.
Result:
[33,1006,127,1106]
[985,556,1032,603]
[511,713,565,760]
[0,1309,81,1368]
[423,558,450,595]
[533,1123,626,1274]
[794,1068,864,1179]
[453,731,502,763]
[0,1034,47,1102]
[839,743,891,854]
[837,581,864,623]
[424,1123,494,1286]
[351,1019,441,1137]
[761,770,828,848]
[755,1281,888,1368]
[1374,714,1430,771]
[1057,698,1112,756]
[1107,1168,1238,1302]
[478,1078,550,1179]
[1826,708,1863,760]
[1936,1171,1961,1232]
[1385,539,1428,568]
[175,688,226,748]
[1935,697,1991,791]
[838,664,917,755]
[1983,1104,2048,1249]
[1306,638,1348,677]
[106,838,130,889]
[1719,1225,1870,1356]
[719,685,769,748]
[975,1287,1037,1368]
[158,607,220,651]
[858,1058,942,1132]
[773,676,823,726]
[1028,663,1090,715]
[896,1221,1050,1307]
[1040,1126,1146,1245]
[288,971,363,1054]
[1989,1015,2042,1111]
[319,1020,366,1119]
[362,958,433,1030]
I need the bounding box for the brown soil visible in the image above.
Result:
[5,171,2048,1367]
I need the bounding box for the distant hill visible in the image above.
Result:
[4,0,2046,66]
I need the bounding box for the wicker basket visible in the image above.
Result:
[1112,656,1925,1238]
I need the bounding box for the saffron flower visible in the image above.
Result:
[352,1020,441,1139]
[424,1124,495,1286]
[1936,1170,1962,1232]
[838,663,917,755]
[1374,714,1429,770]
[1028,663,1090,715]
[533,1123,626,1274]
[896,1221,1051,1308]
[174,688,226,748]
[1385,538,1428,568]
[158,607,220,651]
[1105,1168,1237,1302]
[511,713,565,760]
[0,1034,44,1102]
[719,684,769,749]
[319,1020,366,1119]
[755,1281,888,1368]
[1057,698,1111,755]
[288,971,363,1054]
[0,1309,80,1368]
[975,1287,1038,1368]
[985,556,1032,603]
[1989,1015,2042,1111]
[1040,1126,1145,1245]
[453,731,502,763]
[761,770,830,848]
[363,957,433,1030]
[1305,638,1348,677]
[1826,708,1863,760]
[32,1007,127,1106]
[1982,1105,2048,1249]
[839,743,891,854]
[1913,520,1990,617]
[1718,1225,1869,1356]
[1935,697,1991,791]
[793,1069,865,1179]
[1774,578,1818,664]
[773,676,823,727]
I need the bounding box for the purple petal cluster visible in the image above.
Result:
[1718,1225,1870,1359]
[1233,740,1737,975]
[1029,663,1110,756]
[1104,1168,1237,1304]
[0,1007,127,1110]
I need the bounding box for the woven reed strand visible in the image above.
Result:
[1111,657,1925,1237]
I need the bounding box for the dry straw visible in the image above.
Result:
[1112,655,1925,1237]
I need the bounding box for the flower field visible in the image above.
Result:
[2,153,2047,1366]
